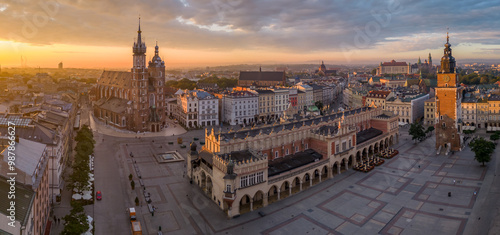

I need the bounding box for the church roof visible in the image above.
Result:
[97,71,132,88]
[239,71,285,82]
[96,97,130,114]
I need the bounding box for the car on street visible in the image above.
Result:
[96,191,102,200]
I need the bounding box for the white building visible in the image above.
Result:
[223,91,259,125]
[386,93,429,124]
[273,88,289,115]
[197,91,219,127]
[296,83,314,106]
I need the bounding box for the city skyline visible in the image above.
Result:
[1,0,500,68]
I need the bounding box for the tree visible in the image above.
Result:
[315,101,323,111]
[62,201,89,235]
[131,180,135,190]
[470,137,495,166]
[480,75,489,84]
[409,122,426,142]
[490,134,499,141]
[371,68,377,75]
[425,126,434,137]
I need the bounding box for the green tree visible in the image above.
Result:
[470,137,495,166]
[490,134,499,141]
[480,75,489,84]
[371,68,377,75]
[62,201,89,235]
[315,101,323,111]
[409,122,426,142]
[425,126,435,136]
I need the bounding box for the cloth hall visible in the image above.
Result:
[187,107,399,217]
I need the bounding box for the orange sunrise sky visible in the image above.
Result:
[1,0,500,68]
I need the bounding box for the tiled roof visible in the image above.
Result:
[97,71,132,88]
[489,95,500,101]
[382,60,408,66]
[239,71,285,82]
[367,90,391,98]
[96,97,130,114]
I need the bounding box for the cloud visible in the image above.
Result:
[1,0,500,57]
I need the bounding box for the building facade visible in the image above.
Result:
[223,91,259,126]
[365,90,392,109]
[376,60,410,75]
[386,93,429,124]
[198,92,219,127]
[424,98,436,126]
[256,90,275,122]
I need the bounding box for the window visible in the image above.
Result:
[275,151,279,158]
[226,184,231,192]
[240,172,264,188]
[286,149,289,155]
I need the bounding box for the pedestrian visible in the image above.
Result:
[453,179,456,185]
[474,191,477,196]
[58,218,60,224]
[54,215,56,223]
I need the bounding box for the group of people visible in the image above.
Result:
[378,148,398,159]
[353,156,384,173]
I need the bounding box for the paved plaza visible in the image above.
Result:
[84,125,500,235]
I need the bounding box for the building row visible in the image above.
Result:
[424,93,500,129]
[167,82,341,128]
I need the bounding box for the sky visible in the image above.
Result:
[1,0,500,69]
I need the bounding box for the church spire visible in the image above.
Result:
[155,41,159,56]
[440,32,455,73]
[133,17,146,56]
[137,17,142,45]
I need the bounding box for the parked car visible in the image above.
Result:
[96,191,102,200]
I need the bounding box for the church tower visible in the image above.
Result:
[131,17,149,131]
[435,33,463,152]
[133,17,147,70]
